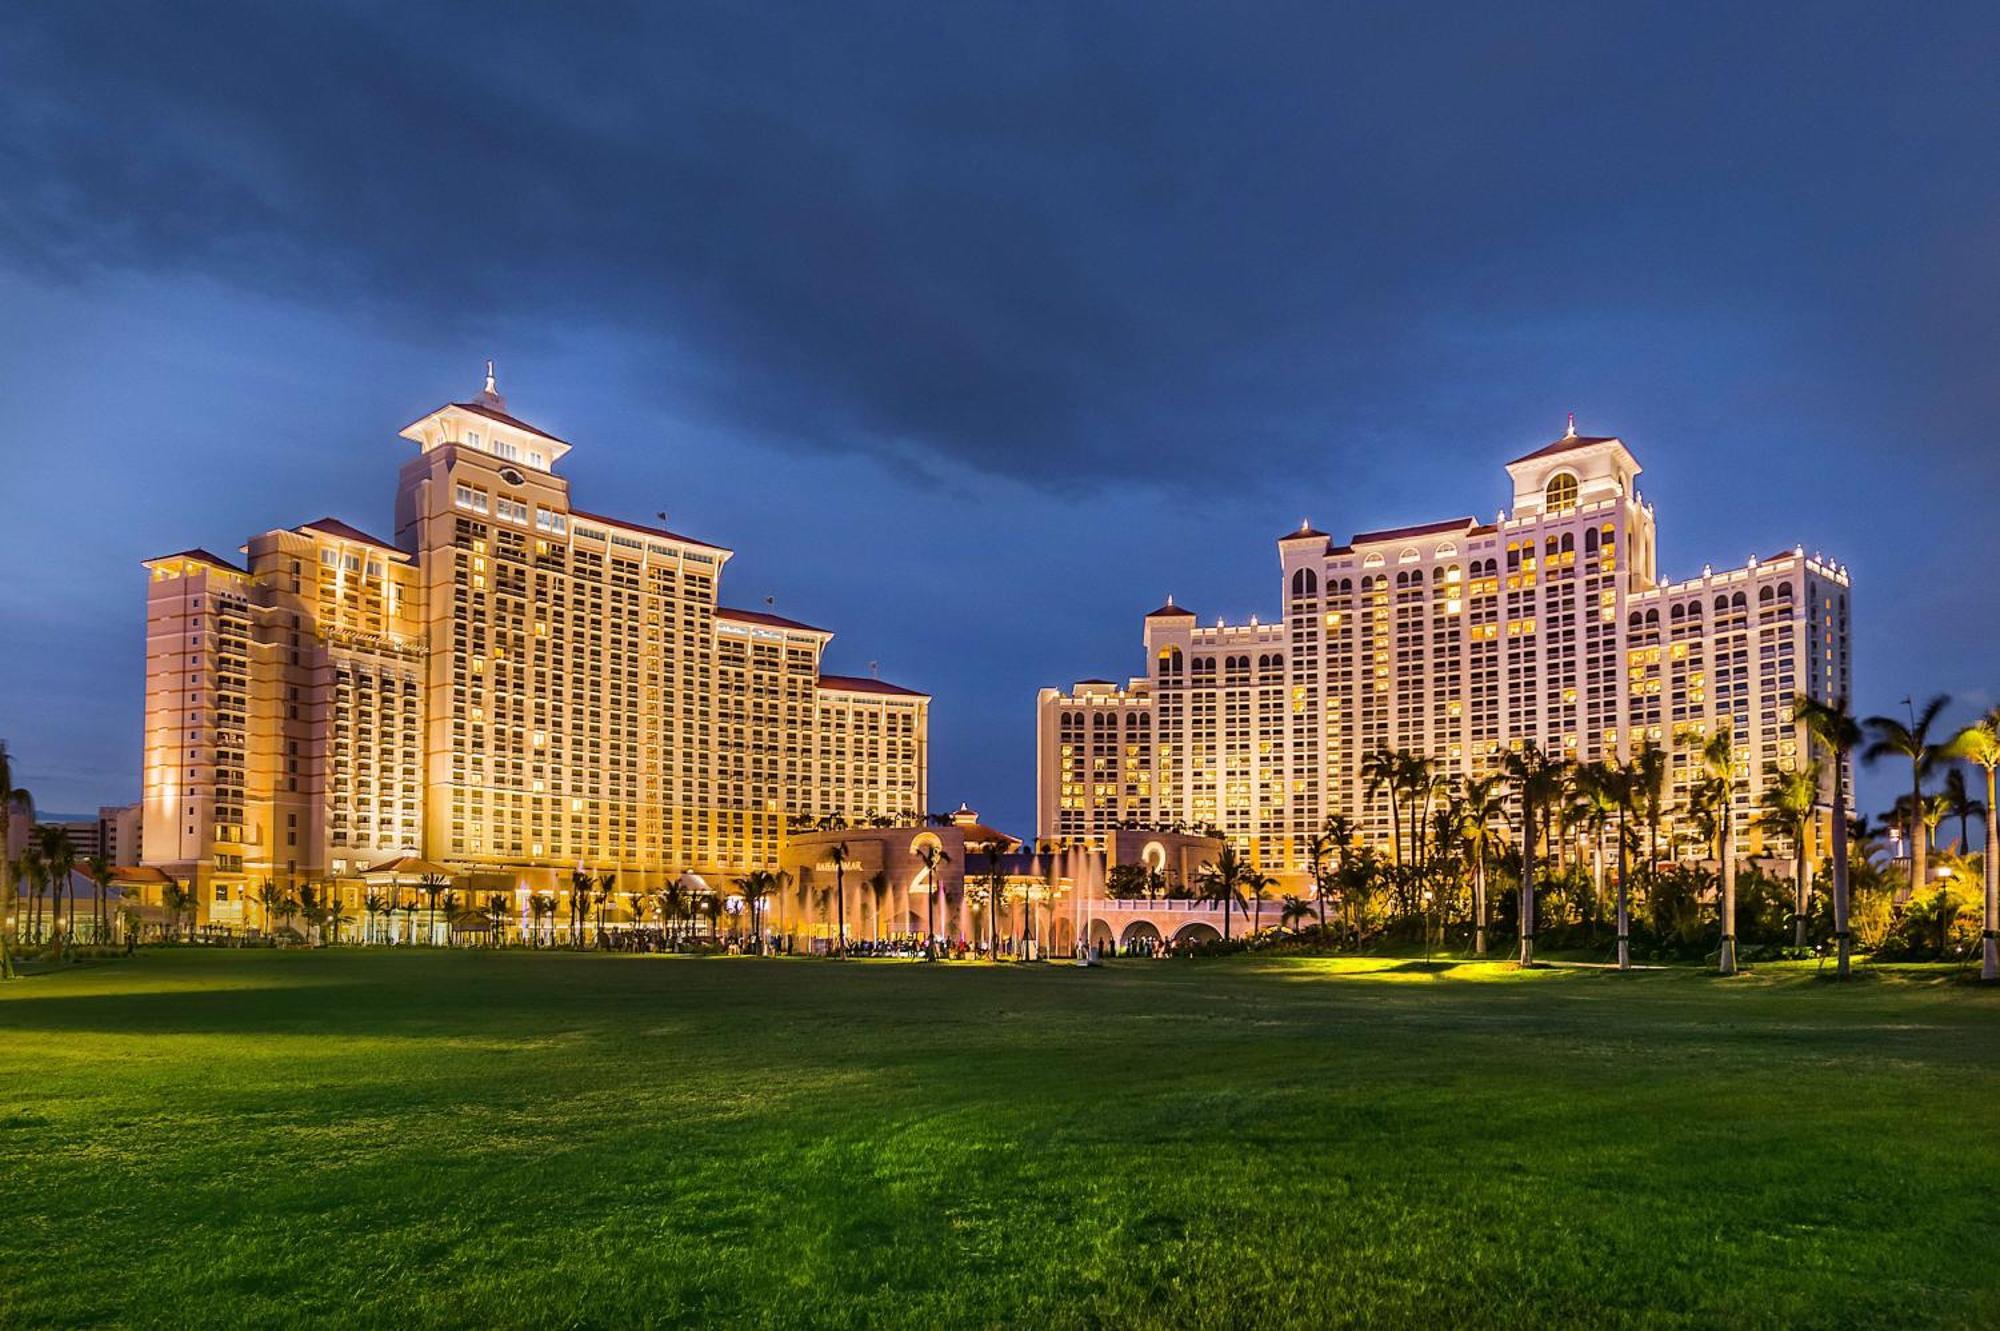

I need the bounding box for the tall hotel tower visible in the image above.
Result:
[141,371,926,922]
[1037,424,1850,881]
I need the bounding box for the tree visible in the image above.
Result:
[1943,710,2000,982]
[256,879,287,936]
[363,891,386,943]
[325,894,352,945]
[1457,778,1504,958]
[1796,694,1863,978]
[35,825,75,953]
[1633,739,1670,871]
[1362,748,1404,865]
[16,845,43,947]
[85,854,112,944]
[1195,846,1255,941]
[1309,815,1355,936]
[1863,693,1949,905]
[1695,725,1739,974]
[0,739,26,978]
[162,875,194,941]
[1943,766,1986,855]
[978,842,1010,957]
[828,843,851,956]
[1503,742,1559,965]
[1757,762,1821,949]
[1279,895,1313,931]
[1246,867,1275,935]
[486,893,508,946]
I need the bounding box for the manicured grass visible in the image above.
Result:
[2,950,1997,1328]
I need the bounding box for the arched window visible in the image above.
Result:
[1545,472,1579,512]
[1758,585,1773,603]
[1585,527,1599,553]
[1290,568,1319,596]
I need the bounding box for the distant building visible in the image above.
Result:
[1039,424,1853,883]
[140,370,927,929]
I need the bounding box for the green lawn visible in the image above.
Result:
[2,950,1997,1328]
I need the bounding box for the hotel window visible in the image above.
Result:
[455,485,489,515]
[1545,472,1579,513]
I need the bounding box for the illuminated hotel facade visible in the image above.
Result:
[1037,426,1851,882]
[141,372,926,924]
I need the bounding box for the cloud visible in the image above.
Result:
[5,2,1996,488]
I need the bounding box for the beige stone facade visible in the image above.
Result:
[141,373,927,923]
[1039,427,1852,883]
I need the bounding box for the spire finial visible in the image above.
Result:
[477,360,506,409]
[1166,594,1175,607]
[1565,411,1576,438]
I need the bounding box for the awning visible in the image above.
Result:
[361,856,456,880]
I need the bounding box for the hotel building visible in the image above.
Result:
[1038,425,1851,881]
[141,371,927,924]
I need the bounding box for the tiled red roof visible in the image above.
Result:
[568,509,731,554]
[1145,600,1196,618]
[1280,525,1329,542]
[144,548,245,573]
[1349,516,1477,546]
[298,517,408,557]
[717,606,831,635]
[1507,434,1620,466]
[451,400,571,446]
[817,673,927,698]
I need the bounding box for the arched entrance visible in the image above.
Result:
[1172,921,1221,946]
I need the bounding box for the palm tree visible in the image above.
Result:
[1246,866,1275,934]
[1196,846,1255,941]
[1757,762,1821,949]
[1633,739,1670,871]
[1943,766,1986,855]
[978,841,1010,957]
[1458,777,1504,957]
[1863,693,1949,902]
[1944,709,2000,982]
[363,890,386,943]
[1696,725,1739,975]
[912,843,950,958]
[0,739,26,978]
[1308,815,1354,936]
[1796,694,1862,978]
[730,870,774,952]
[1573,762,1618,941]
[1503,742,1558,966]
[414,872,445,946]
[35,825,74,951]
[85,853,112,944]
[163,875,194,941]
[828,842,850,956]
[326,894,352,945]
[1362,747,1403,864]
[256,879,286,936]
[16,845,44,946]
[1279,895,1314,931]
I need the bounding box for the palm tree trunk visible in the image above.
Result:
[1718,815,1737,975]
[1473,848,1487,957]
[1615,806,1630,972]
[1910,767,1927,901]
[1519,803,1535,966]
[1793,829,1809,950]
[1984,767,1998,983]
[1833,758,1852,978]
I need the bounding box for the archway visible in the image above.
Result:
[1118,919,1163,956]
[1172,921,1221,947]
[1088,919,1116,951]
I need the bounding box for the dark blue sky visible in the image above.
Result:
[3,3,1996,830]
